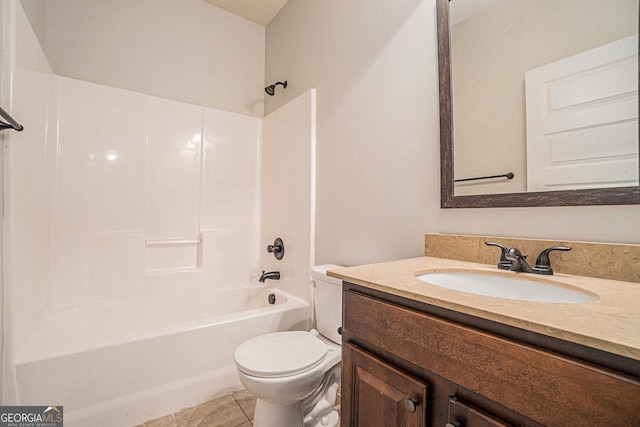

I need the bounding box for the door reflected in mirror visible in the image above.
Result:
[448,0,639,197]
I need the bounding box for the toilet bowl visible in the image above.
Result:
[236,331,341,426]
[234,265,343,427]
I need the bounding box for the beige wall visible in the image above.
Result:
[265,0,640,267]
[39,0,265,117]
[19,0,45,48]
[452,0,638,195]
[266,0,440,266]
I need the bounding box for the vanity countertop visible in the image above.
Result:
[329,257,640,362]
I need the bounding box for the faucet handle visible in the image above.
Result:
[485,242,512,270]
[267,237,285,260]
[532,246,571,275]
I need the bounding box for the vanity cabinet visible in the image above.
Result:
[343,342,428,426]
[341,284,640,427]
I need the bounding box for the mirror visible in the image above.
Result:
[437,0,640,207]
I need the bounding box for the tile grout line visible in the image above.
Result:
[233,396,252,425]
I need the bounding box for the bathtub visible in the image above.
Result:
[13,286,310,427]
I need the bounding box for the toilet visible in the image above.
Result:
[234,264,343,427]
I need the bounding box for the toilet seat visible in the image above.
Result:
[235,331,328,378]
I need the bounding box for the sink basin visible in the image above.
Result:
[415,272,597,303]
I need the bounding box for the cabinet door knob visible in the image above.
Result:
[445,423,461,427]
[404,397,420,413]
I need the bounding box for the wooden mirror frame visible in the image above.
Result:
[437,0,640,208]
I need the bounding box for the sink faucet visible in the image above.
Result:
[486,242,572,275]
[259,270,280,283]
[505,247,532,273]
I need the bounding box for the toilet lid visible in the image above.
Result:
[235,331,328,377]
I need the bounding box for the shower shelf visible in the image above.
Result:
[145,238,201,246]
[145,237,202,273]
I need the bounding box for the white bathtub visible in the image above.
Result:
[13,286,310,427]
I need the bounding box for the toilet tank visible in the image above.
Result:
[311,264,344,345]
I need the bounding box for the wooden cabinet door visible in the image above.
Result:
[447,396,513,427]
[342,342,428,427]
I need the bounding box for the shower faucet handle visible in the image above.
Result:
[267,238,285,260]
[267,244,282,253]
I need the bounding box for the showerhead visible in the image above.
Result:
[265,81,287,96]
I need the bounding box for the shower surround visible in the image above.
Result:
[2,2,316,426]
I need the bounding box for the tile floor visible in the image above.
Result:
[136,389,256,427]
[137,387,341,427]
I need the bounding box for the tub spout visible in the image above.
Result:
[259,270,280,283]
